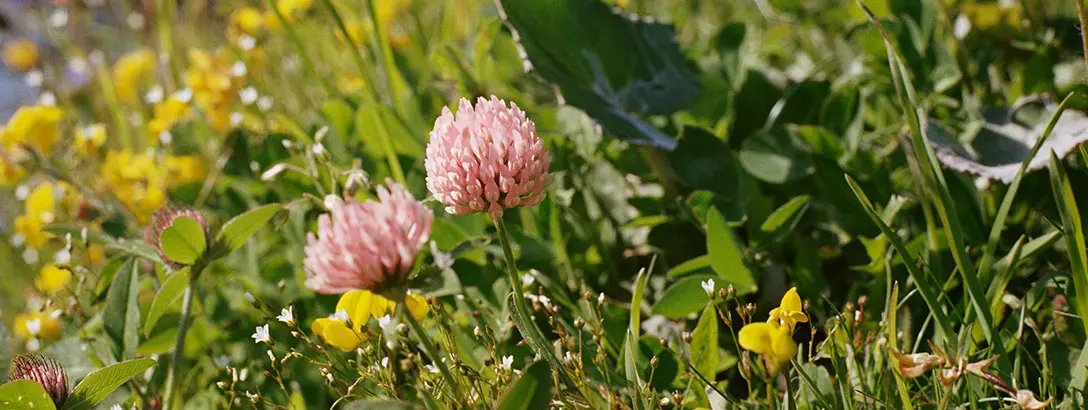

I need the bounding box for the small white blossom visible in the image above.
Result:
[701,278,715,296]
[24,70,43,88]
[500,355,514,370]
[251,324,271,344]
[239,87,258,105]
[237,34,257,50]
[425,363,440,374]
[332,310,350,322]
[231,61,247,77]
[145,85,164,103]
[377,315,394,332]
[276,306,295,325]
[49,9,68,27]
[430,241,453,270]
[257,96,273,111]
[521,273,535,286]
[25,318,41,336]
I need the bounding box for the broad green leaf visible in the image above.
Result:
[214,204,283,255]
[690,304,719,380]
[756,195,811,246]
[738,128,813,184]
[63,358,156,410]
[103,260,139,360]
[105,240,160,263]
[652,276,714,319]
[0,380,56,410]
[495,361,553,410]
[496,0,699,149]
[668,127,740,199]
[143,268,191,336]
[666,255,714,279]
[706,207,756,294]
[160,216,206,265]
[341,400,419,410]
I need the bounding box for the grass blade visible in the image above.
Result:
[1048,152,1088,327]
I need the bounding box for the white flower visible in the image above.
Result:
[237,34,257,51]
[110,405,123,410]
[429,241,453,270]
[425,363,440,374]
[257,96,273,111]
[173,88,193,103]
[239,87,258,105]
[701,278,715,297]
[25,318,41,336]
[231,61,247,77]
[500,355,514,370]
[521,273,535,286]
[145,85,164,103]
[381,357,389,367]
[24,70,43,88]
[251,324,270,344]
[276,306,295,325]
[377,315,394,332]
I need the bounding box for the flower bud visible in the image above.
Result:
[9,354,68,408]
[144,207,208,268]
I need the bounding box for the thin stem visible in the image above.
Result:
[400,302,464,402]
[162,268,199,410]
[493,217,595,405]
[1077,0,1088,74]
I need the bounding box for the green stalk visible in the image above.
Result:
[400,302,464,401]
[162,266,200,410]
[264,0,337,98]
[493,217,592,403]
[156,0,181,88]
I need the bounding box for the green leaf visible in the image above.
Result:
[341,400,419,410]
[213,204,283,256]
[652,275,713,319]
[738,128,813,184]
[624,267,651,385]
[495,361,554,410]
[756,195,811,246]
[0,322,11,380]
[159,216,206,265]
[1048,153,1088,327]
[103,260,140,361]
[62,358,156,410]
[105,240,160,263]
[666,255,714,279]
[496,0,699,149]
[0,380,56,410]
[690,304,719,380]
[143,268,191,336]
[706,207,756,294]
[667,127,740,198]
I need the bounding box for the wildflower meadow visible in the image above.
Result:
[0,0,1085,408]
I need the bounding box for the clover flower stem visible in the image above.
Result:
[163,266,201,410]
[493,217,596,405]
[400,301,463,401]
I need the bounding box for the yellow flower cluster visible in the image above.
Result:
[1,105,65,155]
[14,309,61,342]
[75,124,107,157]
[112,49,157,103]
[147,94,191,138]
[738,287,808,374]
[14,182,63,249]
[35,264,72,294]
[185,48,244,133]
[312,290,429,352]
[99,150,205,223]
[2,38,39,72]
[264,0,314,31]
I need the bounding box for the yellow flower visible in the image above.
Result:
[2,38,38,72]
[336,20,368,45]
[338,74,365,94]
[0,154,26,186]
[75,124,107,156]
[164,155,206,185]
[738,322,796,374]
[230,7,265,36]
[312,290,430,351]
[185,48,242,134]
[148,96,190,137]
[35,265,71,294]
[767,287,808,330]
[100,149,168,223]
[112,49,156,103]
[14,182,60,249]
[2,105,64,155]
[311,316,362,352]
[14,310,61,340]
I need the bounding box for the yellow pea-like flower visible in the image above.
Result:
[738,322,796,374]
[35,265,71,294]
[2,105,64,155]
[230,7,265,36]
[2,38,39,72]
[311,316,362,352]
[13,310,61,340]
[75,124,107,156]
[767,287,808,330]
[112,49,156,103]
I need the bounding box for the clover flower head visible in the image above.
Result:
[9,354,68,408]
[303,179,432,293]
[424,96,551,219]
